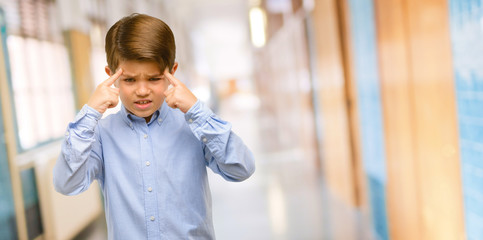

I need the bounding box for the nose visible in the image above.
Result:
[135,82,151,96]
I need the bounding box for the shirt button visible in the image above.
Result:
[144,134,148,139]
[158,118,163,123]
[188,118,193,123]
[146,161,151,166]
[148,187,152,192]
[150,216,155,221]
[65,132,69,136]
[202,137,207,143]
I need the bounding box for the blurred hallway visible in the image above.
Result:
[210,92,328,240]
[74,91,374,240]
[2,0,483,239]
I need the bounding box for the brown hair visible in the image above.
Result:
[105,13,176,72]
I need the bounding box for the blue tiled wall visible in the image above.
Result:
[449,0,483,239]
[348,0,389,239]
[21,168,43,239]
[0,108,17,240]
[0,9,17,240]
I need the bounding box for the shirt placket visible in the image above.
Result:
[140,124,159,238]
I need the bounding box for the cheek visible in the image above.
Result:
[154,82,170,94]
[118,87,131,101]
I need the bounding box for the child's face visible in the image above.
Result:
[109,60,173,121]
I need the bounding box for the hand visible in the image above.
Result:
[164,69,197,113]
[87,69,123,114]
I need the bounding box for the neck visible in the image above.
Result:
[144,115,152,123]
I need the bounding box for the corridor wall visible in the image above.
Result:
[310,0,372,238]
[374,0,421,239]
[448,1,483,239]
[0,77,17,239]
[311,0,360,208]
[374,0,464,239]
[346,0,389,239]
[312,0,466,239]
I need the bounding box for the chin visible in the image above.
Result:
[136,111,154,118]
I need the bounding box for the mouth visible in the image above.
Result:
[134,99,152,109]
[136,100,151,104]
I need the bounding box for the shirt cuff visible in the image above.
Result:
[185,100,212,128]
[72,104,102,129]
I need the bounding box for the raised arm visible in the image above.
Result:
[186,101,255,182]
[53,69,122,195]
[163,70,255,181]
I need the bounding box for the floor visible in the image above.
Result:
[210,148,325,240]
[73,93,375,240]
[74,152,373,240]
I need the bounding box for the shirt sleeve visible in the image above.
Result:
[53,104,104,195]
[185,100,255,182]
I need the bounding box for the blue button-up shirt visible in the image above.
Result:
[53,100,255,239]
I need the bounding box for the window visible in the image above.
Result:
[5,0,76,151]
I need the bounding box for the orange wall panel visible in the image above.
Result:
[375,0,465,239]
[312,0,356,206]
[64,30,94,110]
[405,0,464,239]
[374,0,421,239]
[336,0,368,210]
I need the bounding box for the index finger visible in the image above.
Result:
[164,69,180,86]
[103,68,123,86]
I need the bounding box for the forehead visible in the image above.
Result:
[118,60,162,76]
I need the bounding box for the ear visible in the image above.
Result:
[105,66,120,87]
[105,66,113,76]
[171,62,178,75]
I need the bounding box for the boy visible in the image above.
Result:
[53,13,255,240]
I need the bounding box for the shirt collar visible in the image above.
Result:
[121,101,169,129]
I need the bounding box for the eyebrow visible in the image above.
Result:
[147,73,163,77]
[121,73,162,78]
